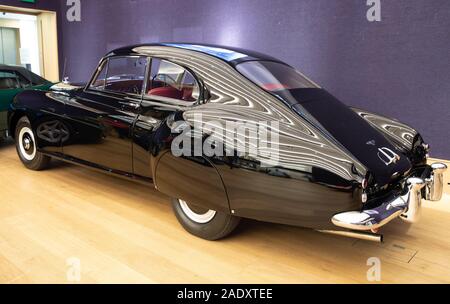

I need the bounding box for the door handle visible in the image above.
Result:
[120,102,140,110]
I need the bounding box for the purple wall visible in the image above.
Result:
[5,0,450,159]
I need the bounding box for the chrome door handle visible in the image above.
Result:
[120,102,140,109]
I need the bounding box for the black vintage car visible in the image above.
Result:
[7,43,446,242]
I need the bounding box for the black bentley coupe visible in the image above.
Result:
[7,43,446,242]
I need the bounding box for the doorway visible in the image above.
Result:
[0,27,20,65]
[0,6,59,82]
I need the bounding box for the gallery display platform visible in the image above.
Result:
[0,141,449,283]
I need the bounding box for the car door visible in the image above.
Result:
[61,56,148,174]
[133,58,230,212]
[132,58,201,178]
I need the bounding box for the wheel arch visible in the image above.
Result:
[8,110,29,139]
[152,150,231,214]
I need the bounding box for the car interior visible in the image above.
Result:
[0,70,32,90]
[146,59,198,102]
[91,58,199,102]
[0,77,20,90]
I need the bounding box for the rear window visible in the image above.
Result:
[236,61,318,92]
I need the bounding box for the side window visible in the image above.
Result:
[14,72,32,88]
[146,59,199,102]
[0,70,20,90]
[90,56,148,94]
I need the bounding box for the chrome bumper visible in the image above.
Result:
[425,163,447,201]
[332,162,447,231]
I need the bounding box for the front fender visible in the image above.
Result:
[8,91,66,155]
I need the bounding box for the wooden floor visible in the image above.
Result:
[0,140,449,284]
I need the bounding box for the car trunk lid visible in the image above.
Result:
[289,88,411,187]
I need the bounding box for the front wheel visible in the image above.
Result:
[15,116,50,171]
[171,198,241,240]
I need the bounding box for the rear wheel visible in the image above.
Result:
[15,117,50,170]
[171,198,240,240]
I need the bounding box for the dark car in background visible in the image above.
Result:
[0,65,53,141]
[7,43,447,242]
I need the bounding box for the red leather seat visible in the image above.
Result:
[148,87,183,99]
[148,86,195,101]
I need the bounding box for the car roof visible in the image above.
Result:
[0,64,29,73]
[0,64,50,84]
[107,43,286,66]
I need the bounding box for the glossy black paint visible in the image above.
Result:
[290,89,412,186]
[8,44,428,230]
[60,89,138,173]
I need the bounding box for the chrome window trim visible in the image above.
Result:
[141,57,152,99]
[142,94,197,107]
[86,59,108,91]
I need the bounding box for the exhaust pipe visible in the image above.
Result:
[318,230,383,243]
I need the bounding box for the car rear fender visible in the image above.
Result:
[152,150,231,214]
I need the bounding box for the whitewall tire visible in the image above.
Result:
[172,198,241,240]
[15,116,50,171]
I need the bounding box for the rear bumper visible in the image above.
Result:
[331,162,447,231]
[425,162,447,201]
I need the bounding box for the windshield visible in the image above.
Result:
[236,60,318,94]
[18,69,50,86]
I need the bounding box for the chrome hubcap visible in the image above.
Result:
[23,137,31,151]
[178,199,217,224]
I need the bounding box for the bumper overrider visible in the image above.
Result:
[331,163,447,232]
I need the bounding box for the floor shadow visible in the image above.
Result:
[48,158,75,170]
[0,138,14,149]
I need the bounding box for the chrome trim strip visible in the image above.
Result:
[377,147,400,166]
